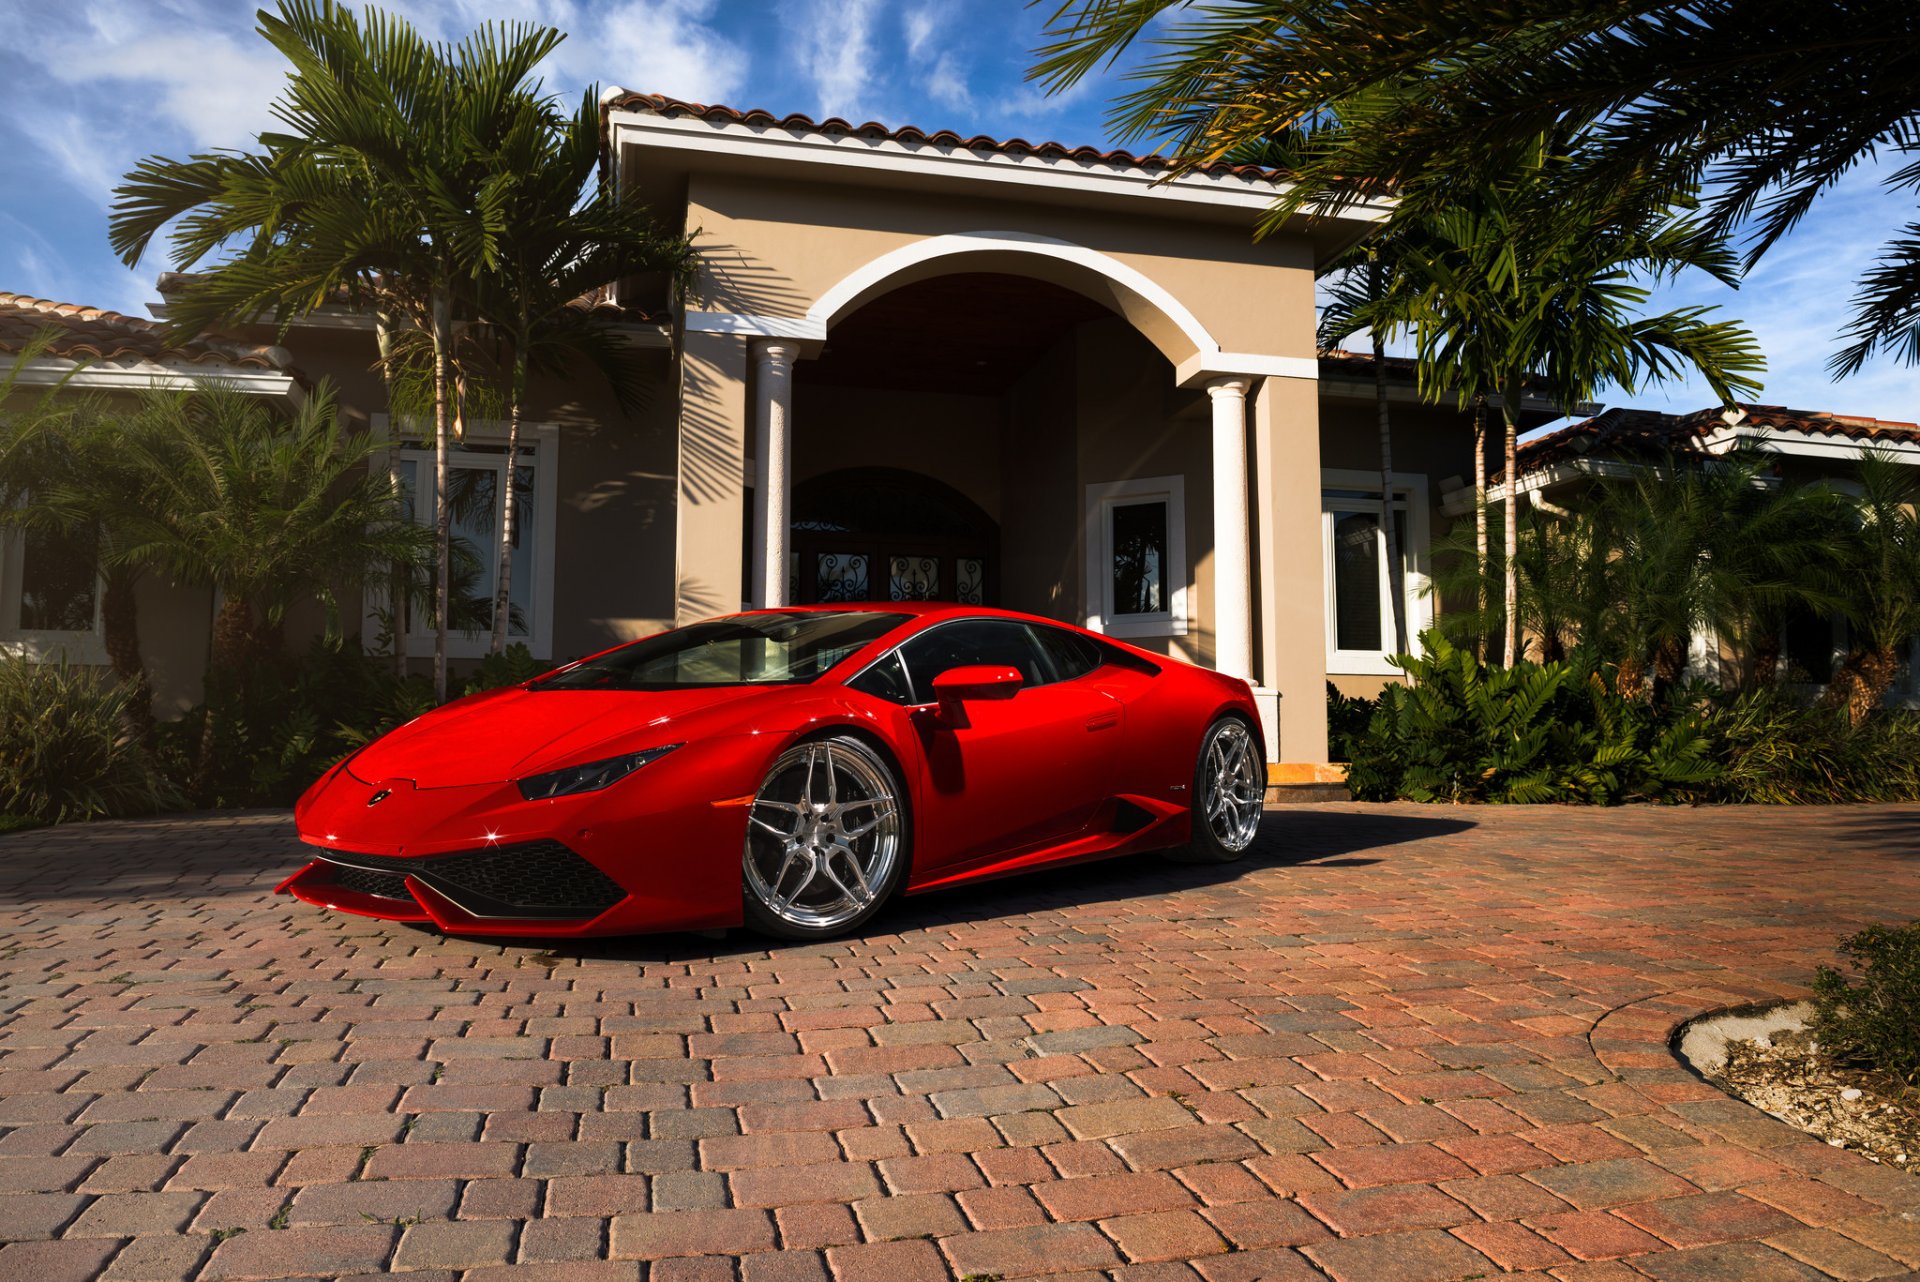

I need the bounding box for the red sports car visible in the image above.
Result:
[285,605,1267,940]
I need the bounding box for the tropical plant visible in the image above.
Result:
[110,0,569,701]
[1831,450,1920,721]
[1317,224,1430,654]
[102,383,432,794]
[469,89,692,654]
[1033,0,1920,377]
[0,655,176,823]
[0,339,161,727]
[1345,631,1720,804]
[1811,920,1920,1086]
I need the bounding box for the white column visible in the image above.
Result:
[1208,376,1253,682]
[751,340,800,608]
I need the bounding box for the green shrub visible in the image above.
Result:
[0,656,175,823]
[1325,682,1376,764]
[1346,631,1719,804]
[1811,920,1920,1085]
[463,642,550,695]
[162,636,436,808]
[1706,694,1920,803]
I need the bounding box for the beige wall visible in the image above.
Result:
[1255,375,1330,761]
[683,173,1318,366]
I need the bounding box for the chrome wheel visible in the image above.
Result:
[744,739,902,932]
[1202,720,1263,852]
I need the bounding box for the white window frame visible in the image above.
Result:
[0,527,109,665]
[367,415,560,661]
[1321,468,1432,676]
[1084,474,1188,639]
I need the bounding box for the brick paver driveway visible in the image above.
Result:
[1,805,1917,1282]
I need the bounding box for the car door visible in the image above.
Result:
[895,618,1121,872]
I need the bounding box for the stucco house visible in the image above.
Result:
[0,93,1661,770]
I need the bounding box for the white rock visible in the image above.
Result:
[1840,1087,1863,1101]
[1828,1137,1847,1147]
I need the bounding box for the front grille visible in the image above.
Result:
[311,840,626,920]
[322,863,411,900]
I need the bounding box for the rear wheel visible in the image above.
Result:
[1165,716,1264,864]
[742,736,907,940]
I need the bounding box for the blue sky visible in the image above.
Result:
[0,0,1912,426]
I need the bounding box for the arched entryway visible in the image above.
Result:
[791,468,998,605]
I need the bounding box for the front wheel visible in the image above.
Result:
[1165,716,1264,864]
[742,736,907,940]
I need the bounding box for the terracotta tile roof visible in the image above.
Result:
[1506,403,1920,484]
[1319,347,1421,380]
[152,272,663,327]
[604,91,1293,183]
[0,291,291,373]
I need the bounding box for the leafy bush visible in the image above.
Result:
[1346,632,1720,804]
[1326,682,1376,764]
[1811,920,1920,1085]
[162,638,554,808]
[0,656,175,823]
[162,636,437,808]
[1706,694,1920,803]
[463,643,550,695]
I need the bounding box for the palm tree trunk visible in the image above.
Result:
[194,596,254,801]
[1472,394,1488,662]
[374,305,409,683]
[1501,386,1520,667]
[101,568,152,737]
[1832,647,1899,726]
[490,336,527,657]
[429,285,453,703]
[1374,334,1406,656]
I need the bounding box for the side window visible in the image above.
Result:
[845,650,915,705]
[1029,624,1102,682]
[898,620,1050,696]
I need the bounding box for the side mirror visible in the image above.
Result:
[928,665,1024,726]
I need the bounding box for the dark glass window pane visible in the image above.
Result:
[888,555,939,601]
[1784,609,1837,683]
[1030,624,1102,681]
[899,619,1049,692]
[846,650,914,705]
[816,553,869,603]
[1111,500,1167,615]
[956,558,985,606]
[19,527,97,632]
[1332,510,1382,652]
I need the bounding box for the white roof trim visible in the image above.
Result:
[6,355,301,402]
[1700,422,1920,461]
[609,107,1394,225]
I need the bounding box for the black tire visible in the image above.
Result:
[1164,715,1264,864]
[741,734,909,940]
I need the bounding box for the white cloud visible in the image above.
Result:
[551,0,748,105]
[790,0,883,122]
[902,5,939,61]
[923,52,974,115]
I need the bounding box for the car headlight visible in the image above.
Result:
[517,745,681,800]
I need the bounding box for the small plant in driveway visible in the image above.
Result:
[1812,920,1920,1085]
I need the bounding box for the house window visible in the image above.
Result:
[381,423,558,660]
[1085,475,1188,638]
[1,524,107,664]
[1321,470,1431,675]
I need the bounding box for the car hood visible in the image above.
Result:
[345,684,780,789]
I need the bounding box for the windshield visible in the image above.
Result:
[536,611,911,691]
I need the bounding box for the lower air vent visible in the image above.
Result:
[314,840,626,920]
[322,863,412,900]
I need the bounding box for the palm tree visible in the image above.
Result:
[471,89,693,655]
[1402,140,1765,664]
[109,382,433,790]
[1033,0,1920,377]
[1832,450,1920,721]
[1317,229,1427,655]
[109,0,566,701]
[0,338,159,727]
